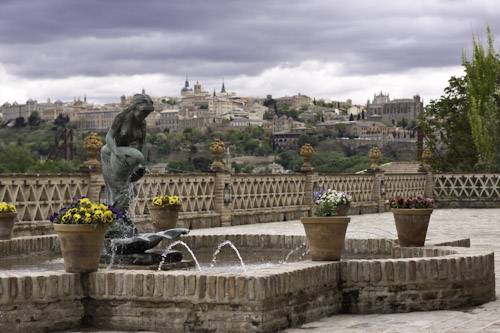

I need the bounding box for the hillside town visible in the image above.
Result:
[0,78,423,154]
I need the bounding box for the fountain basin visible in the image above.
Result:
[0,234,494,332]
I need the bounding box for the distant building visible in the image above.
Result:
[159,110,179,133]
[366,92,423,124]
[344,121,389,138]
[252,163,287,174]
[77,108,121,131]
[275,94,311,109]
[271,131,301,150]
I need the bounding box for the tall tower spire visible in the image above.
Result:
[221,78,226,93]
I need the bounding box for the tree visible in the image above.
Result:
[335,123,346,137]
[357,113,361,120]
[14,117,26,128]
[418,76,477,171]
[28,111,42,129]
[462,25,500,169]
[349,114,354,121]
[0,145,38,173]
[192,156,212,172]
[397,118,409,128]
[418,26,500,172]
[361,110,365,120]
[54,114,70,127]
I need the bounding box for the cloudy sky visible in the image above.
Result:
[0,0,499,106]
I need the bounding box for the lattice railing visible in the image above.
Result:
[0,174,90,222]
[231,174,306,210]
[434,173,500,198]
[316,174,374,202]
[131,173,216,215]
[385,173,427,198]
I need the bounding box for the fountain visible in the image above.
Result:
[98,93,189,267]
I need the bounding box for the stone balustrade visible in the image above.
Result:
[0,168,499,234]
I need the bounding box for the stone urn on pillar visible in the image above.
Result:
[209,138,226,171]
[369,147,381,169]
[300,143,315,171]
[422,148,433,169]
[83,132,103,167]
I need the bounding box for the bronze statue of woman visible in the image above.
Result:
[101,93,154,238]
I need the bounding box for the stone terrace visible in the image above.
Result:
[58,208,500,332]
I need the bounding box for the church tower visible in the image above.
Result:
[181,76,193,96]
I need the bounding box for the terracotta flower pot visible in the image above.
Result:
[53,224,109,273]
[0,212,17,240]
[148,203,181,232]
[392,208,433,247]
[301,216,350,261]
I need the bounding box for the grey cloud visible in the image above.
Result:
[0,0,499,81]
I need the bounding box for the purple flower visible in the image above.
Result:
[49,212,58,222]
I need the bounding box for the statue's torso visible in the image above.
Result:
[116,115,144,146]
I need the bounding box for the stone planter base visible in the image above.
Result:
[0,212,17,240]
[301,216,350,260]
[392,208,433,247]
[54,224,109,273]
[147,203,181,232]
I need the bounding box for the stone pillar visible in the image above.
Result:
[420,148,434,198]
[369,169,386,213]
[424,169,434,199]
[304,171,319,216]
[214,170,232,227]
[80,166,105,204]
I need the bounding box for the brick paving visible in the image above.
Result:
[190,208,500,333]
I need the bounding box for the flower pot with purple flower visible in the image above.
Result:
[386,195,435,247]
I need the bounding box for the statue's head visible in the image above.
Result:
[125,93,154,120]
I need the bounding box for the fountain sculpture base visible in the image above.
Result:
[100,249,183,266]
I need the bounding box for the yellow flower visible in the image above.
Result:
[80,198,91,208]
[153,197,162,205]
[83,213,92,224]
[8,205,15,212]
[62,213,72,223]
[88,204,98,213]
[103,210,113,223]
[93,210,103,219]
[72,214,81,223]
[99,204,108,212]
[68,208,78,215]
[169,197,176,205]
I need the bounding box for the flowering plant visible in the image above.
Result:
[50,197,122,229]
[313,189,352,217]
[0,202,16,213]
[151,195,181,207]
[385,195,435,209]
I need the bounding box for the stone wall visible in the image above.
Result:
[1,169,500,236]
[0,235,495,332]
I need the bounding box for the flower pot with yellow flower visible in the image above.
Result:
[147,195,182,232]
[50,197,122,273]
[0,202,17,240]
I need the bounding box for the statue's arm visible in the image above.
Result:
[105,113,125,161]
